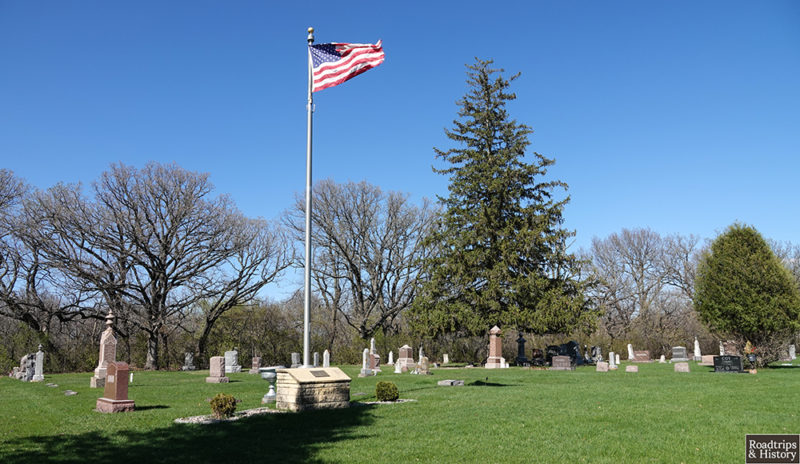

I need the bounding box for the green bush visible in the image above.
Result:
[375,381,399,402]
[210,393,237,419]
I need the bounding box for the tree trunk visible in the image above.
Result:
[145,331,159,370]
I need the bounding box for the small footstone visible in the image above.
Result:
[437,379,464,386]
[625,365,638,373]
[674,362,690,373]
[64,390,77,396]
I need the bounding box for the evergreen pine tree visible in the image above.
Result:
[410,59,594,338]
[694,223,800,365]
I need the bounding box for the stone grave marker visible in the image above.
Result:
[632,351,651,363]
[515,332,529,366]
[291,352,301,368]
[713,355,743,373]
[625,365,638,373]
[596,361,609,372]
[437,379,464,386]
[32,345,44,382]
[224,349,241,373]
[671,346,689,362]
[442,353,449,364]
[549,355,575,371]
[205,356,230,383]
[485,326,504,369]
[615,353,621,365]
[394,361,402,374]
[790,344,796,360]
[397,344,415,371]
[96,361,135,413]
[387,351,394,365]
[313,352,320,368]
[627,344,635,360]
[609,351,617,369]
[659,355,666,363]
[182,352,195,371]
[699,354,715,366]
[359,348,372,377]
[674,362,690,373]
[323,349,330,367]
[249,356,262,374]
[416,356,430,375]
[91,311,117,388]
[693,337,702,361]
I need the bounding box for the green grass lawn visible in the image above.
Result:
[1,362,799,463]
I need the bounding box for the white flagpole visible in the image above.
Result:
[303,27,314,368]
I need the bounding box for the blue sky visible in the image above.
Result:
[1,1,799,297]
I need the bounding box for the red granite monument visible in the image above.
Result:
[96,361,135,413]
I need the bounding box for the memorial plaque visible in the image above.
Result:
[714,355,743,373]
[310,370,330,378]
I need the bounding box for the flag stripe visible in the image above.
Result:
[309,40,384,92]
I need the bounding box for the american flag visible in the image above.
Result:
[309,40,384,92]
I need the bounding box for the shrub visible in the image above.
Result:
[375,381,399,402]
[210,393,237,419]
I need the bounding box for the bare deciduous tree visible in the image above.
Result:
[289,179,435,341]
[19,163,289,369]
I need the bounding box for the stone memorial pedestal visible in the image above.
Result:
[485,326,504,369]
[276,367,351,412]
[96,361,135,413]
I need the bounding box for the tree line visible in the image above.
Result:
[2,59,798,373]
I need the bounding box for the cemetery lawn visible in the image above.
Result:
[1,362,799,463]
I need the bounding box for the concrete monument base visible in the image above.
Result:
[205,376,230,383]
[276,367,351,412]
[96,398,135,413]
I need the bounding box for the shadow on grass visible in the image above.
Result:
[3,405,376,464]
[467,380,513,387]
[135,405,169,411]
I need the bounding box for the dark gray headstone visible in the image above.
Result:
[713,355,743,373]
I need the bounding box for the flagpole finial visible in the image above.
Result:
[307,27,314,44]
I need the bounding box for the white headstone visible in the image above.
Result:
[129,372,133,383]
[323,349,330,367]
[370,337,376,354]
[291,352,301,368]
[443,353,449,364]
[659,355,666,363]
[609,351,617,368]
[387,351,394,365]
[224,349,241,373]
[418,346,424,361]
[313,352,319,367]
[693,337,702,360]
[615,354,620,365]
[790,344,796,360]
[719,341,725,356]
[359,348,372,377]
[32,345,44,382]
[627,344,635,360]
[394,361,402,373]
